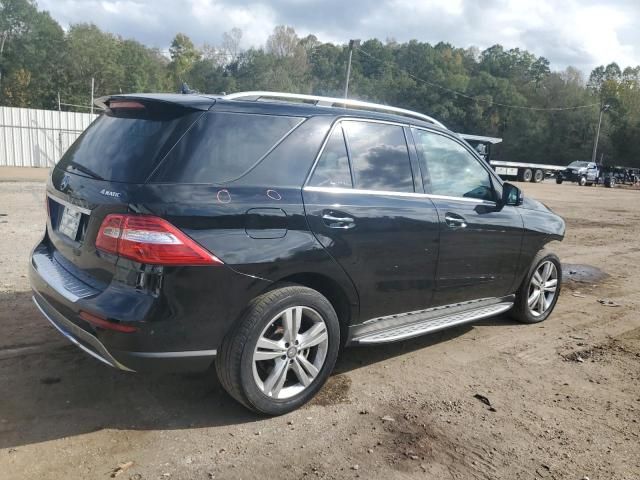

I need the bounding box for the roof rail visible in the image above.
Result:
[222,91,447,129]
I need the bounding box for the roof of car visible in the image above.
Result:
[95,92,450,133]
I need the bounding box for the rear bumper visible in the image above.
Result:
[32,292,134,371]
[29,241,226,373]
[32,291,217,372]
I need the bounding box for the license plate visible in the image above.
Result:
[59,206,82,240]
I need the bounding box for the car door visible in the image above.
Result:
[411,127,524,306]
[303,119,440,322]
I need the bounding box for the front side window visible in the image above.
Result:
[412,128,495,201]
[308,126,352,188]
[342,121,414,193]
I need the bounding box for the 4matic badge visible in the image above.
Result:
[100,189,122,198]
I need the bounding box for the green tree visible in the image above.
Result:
[168,33,201,87]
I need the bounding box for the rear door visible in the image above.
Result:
[303,119,440,322]
[411,127,523,306]
[47,98,207,283]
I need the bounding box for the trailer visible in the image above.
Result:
[490,160,566,183]
[459,134,565,183]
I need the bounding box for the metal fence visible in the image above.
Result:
[0,106,97,168]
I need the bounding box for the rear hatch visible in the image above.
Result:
[45,95,212,284]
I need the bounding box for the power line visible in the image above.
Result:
[355,47,600,112]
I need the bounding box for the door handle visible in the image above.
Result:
[322,211,355,229]
[444,213,467,228]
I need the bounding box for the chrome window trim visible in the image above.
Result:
[47,193,92,216]
[303,185,497,205]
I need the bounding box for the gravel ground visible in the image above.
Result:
[0,175,639,480]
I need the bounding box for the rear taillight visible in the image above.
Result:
[96,214,222,266]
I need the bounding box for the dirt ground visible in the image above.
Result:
[1,172,639,480]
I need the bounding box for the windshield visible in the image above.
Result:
[568,161,589,168]
[56,104,202,183]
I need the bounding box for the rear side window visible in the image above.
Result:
[152,112,303,184]
[342,121,413,193]
[308,126,352,188]
[57,103,201,183]
[412,128,494,201]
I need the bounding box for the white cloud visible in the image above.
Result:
[38,0,640,73]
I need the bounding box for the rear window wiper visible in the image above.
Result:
[67,162,105,181]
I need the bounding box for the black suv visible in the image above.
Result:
[30,92,565,414]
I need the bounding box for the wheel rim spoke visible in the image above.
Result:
[537,287,546,312]
[254,337,287,362]
[542,262,552,281]
[533,271,543,285]
[291,358,312,386]
[298,323,328,349]
[263,358,289,398]
[544,278,557,292]
[296,354,319,378]
[282,307,302,344]
[528,288,541,307]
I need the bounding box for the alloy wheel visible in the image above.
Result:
[252,306,329,399]
[527,260,558,317]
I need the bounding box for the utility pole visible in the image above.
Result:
[344,39,360,100]
[591,103,610,164]
[90,77,95,115]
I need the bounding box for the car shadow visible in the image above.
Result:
[0,290,520,449]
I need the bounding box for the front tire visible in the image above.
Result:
[555,177,563,184]
[579,176,587,186]
[510,250,562,324]
[216,286,340,415]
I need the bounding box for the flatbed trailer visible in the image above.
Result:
[458,134,565,183]
[489,160,566,183]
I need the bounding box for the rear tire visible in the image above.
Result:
[555,177,563,184]
[533,169,544,183]
[509,250,562,324]
[216,286,340,415]
[520,168,533,182]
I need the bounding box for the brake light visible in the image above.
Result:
[109,100,146,110]
[80,310,138,333]
[96,214,222,266]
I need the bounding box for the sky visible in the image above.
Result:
[39,0,640,74]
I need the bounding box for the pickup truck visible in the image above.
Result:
[555,161,600,186]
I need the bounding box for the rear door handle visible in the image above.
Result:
[444,213,467,228]
[322,211,355,229]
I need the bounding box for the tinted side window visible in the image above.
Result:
[152,112,302,183]
[342,121,414,193]
[412,129,494,201]
[309,126,352,188]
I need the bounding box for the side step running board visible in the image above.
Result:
[351,302,513,345]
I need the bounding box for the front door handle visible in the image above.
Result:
[322,211,355,229]
[444,213,467,228]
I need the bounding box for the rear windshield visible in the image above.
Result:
[150,111,304,184]
[56,102,202,183]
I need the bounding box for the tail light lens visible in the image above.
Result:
[96,214,222,266]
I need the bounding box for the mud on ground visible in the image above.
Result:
[0,179,639,480]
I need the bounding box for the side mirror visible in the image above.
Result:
[502,182,523,206]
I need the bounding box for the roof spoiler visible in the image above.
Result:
[94,93,216,112]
